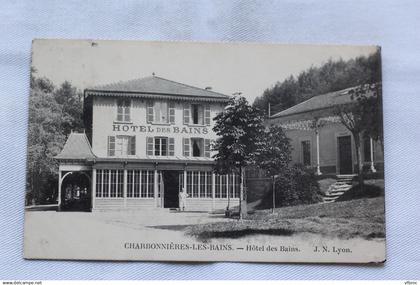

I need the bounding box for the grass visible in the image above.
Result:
[185,197,385,241]
[337,179,384,202]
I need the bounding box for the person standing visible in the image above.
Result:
[179,187,189,211]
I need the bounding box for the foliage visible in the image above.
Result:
[26,72,83,205]
[255,125,291,177]
[273,164,322,207]
[334,83,382,187]
[212,96,265,217]
[253,50,382,115]
[213,96,266,172]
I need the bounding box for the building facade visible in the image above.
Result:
[268,87,384,176]
[55,76,240,212]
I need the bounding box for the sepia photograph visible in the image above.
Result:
[24,39,385,263]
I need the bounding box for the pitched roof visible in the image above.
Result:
[86,76,230,99]
[271,87,356,118]
[55,132,96,160]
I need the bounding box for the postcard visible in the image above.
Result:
[24,39,385,263]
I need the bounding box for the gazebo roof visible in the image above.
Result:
[55,132,96,160]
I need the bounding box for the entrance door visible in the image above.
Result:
[338,135,353,174]
[162,171,180,208]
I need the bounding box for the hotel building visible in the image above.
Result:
[55,76,240,211]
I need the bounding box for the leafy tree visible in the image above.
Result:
[26,73,83,205]
[334,83,382,189]
[255,126,291,212]
[253,50,382,115]
[212,96,265,219]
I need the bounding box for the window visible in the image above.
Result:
[154,101,168,123]
[214,173,240,199]
[127,170,155,198]
[95,170,123,198]
[116,99,130,122]
[108,136,135,156]
[301,140,311,166]
[191,138,203,157]
[183,104,211,125]
[147,137,174,156]
[179,171,214,199]
[147,101,175,124]
[192,104,204,125]
[154,137,168,156]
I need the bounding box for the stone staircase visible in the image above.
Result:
[322,175,355,203]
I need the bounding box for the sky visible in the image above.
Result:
[32,39,377,103]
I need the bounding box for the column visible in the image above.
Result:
[123,169,127,208]
[316,130,322,175]
[370,137,377,173]
[92,168,96,210]
[211,172,216,211]
[58,170,62,209]
[154,169,159,207]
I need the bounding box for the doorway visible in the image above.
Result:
[162,171,180,208]
[337,135,353,174]
[60,172,91,211]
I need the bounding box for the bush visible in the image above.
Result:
[257,164,322,209]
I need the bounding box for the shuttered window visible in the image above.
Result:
[147,101,154,123]
[116,99,131,122]
[108,136,135,156]
[146,137,154,156]
[108,136,115,156]
[169,102,175,124]
[204,105,211,126]
[183,138,190,157]
[168,137,175,156]
[204,139,211,158]
[183,104,190,124]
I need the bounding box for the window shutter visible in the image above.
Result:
[129,136,136,155]
[169,102,175,124]
[204,105,211,126]
[183,104,190,125]
[146,137,154,156]
[117,101,123,121]
[204,139,211,158]
[168,137,175,156]
[125,100,131,122]
[108,136,115,156]
[183,138,190,157]
[147,101,154,123]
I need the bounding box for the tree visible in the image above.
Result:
[26,72,84,205]
[255,125,291,212]
[212,96,265,219]
[253,50,382,115]
[334,83,382,189]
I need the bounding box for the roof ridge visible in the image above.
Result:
[152,75,229,97]
[270,85,359,118]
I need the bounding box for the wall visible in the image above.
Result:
[91,96,224,158]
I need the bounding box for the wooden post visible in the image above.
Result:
[212,172,216,211]
[58,170,62,210]
[370,137,377,173]
[123,169,127,208]
[154,168,159,207]
[316,130,322,175]
[92,168,96,211]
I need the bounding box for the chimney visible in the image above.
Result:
[205,86,212,90]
